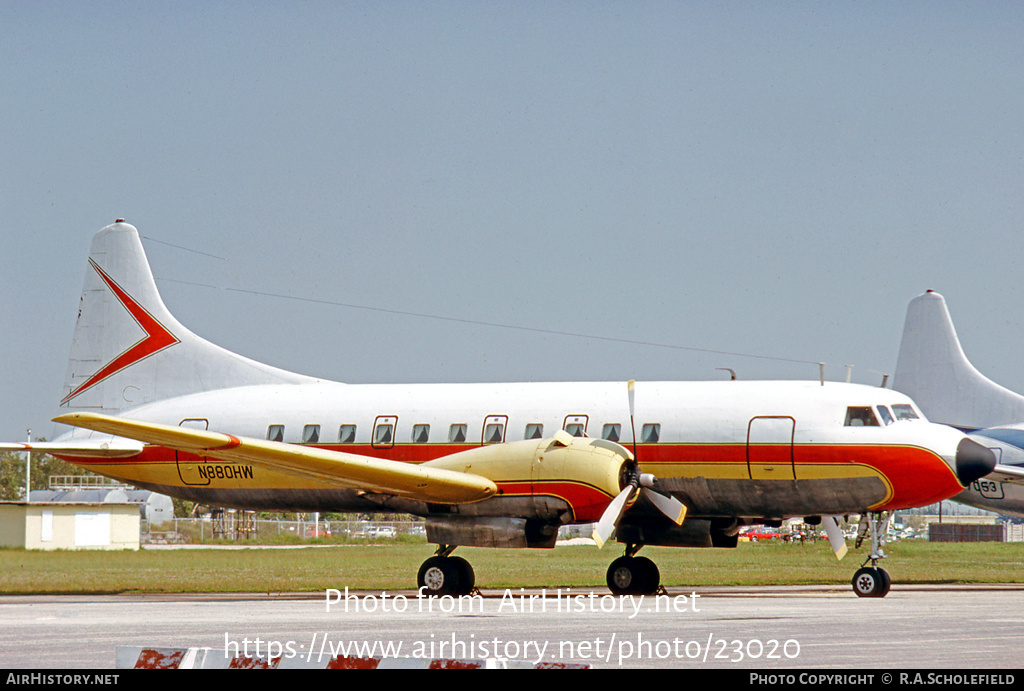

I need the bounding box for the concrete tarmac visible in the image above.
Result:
[2,585,1023,669]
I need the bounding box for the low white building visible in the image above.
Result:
[0,501,140,550]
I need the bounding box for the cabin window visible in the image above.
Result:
[845,407,879,427]
[302,424,321,443]
[372,416,398,447]
[602,424,621,442]
[374,424,394,445]
[484,423,505,444]
[876,406,895,426]
[412,424,430,443]
[449,424,468,443]
[641,423,661,443]
[563,415,588,437]
[482,416,507,444]
[267,424,284,442]
[892,404,920,421]
[565,423,586,437]
[524,423,544,439]
[338,424,357,443]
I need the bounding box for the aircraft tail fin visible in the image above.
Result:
[892,290,1024,430]
[60,221,317,413]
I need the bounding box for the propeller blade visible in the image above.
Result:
[592,484,636,549]
[627,380,638,459]
[822,515,848,561]
[641,487,687,526]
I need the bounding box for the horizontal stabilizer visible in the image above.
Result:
[54,412,497,505]
[0,439,143,458]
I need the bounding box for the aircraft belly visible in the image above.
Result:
[655,476,888,518]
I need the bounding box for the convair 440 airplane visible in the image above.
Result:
[893,290,1024,517]
[4,223,996,598]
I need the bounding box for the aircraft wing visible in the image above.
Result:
[0,438,143,458]
[987,463,1024,485]
[53,412,497,505]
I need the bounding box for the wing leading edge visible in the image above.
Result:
[987,464,1024,485]
[53,412,497,505]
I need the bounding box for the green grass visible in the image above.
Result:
[2,541,1023,595]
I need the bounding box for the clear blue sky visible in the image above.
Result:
[3,2,1023,442]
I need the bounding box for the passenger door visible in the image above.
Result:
[746,416,795,480]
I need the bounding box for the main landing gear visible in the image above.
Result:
[417,545,476,597]
[416,544,667,597]
[606,544,663,596]
[851,511,891,598]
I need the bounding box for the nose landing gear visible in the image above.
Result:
[851,511,891,598]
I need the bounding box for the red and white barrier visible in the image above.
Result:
[116,646,587,669]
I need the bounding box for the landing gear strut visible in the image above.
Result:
[606,544,663,596]
[851,511,891,598]
[417,545,476,597]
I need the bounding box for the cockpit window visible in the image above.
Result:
[891,404,920,421]
[876,406,895,426]
[845,407,879,427]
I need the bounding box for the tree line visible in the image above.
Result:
[0,449,96,501]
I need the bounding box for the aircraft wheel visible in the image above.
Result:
[632,556,660,595]
[852,566,891,598]
[607,556,637,595]
[449,556,475,593]
[418,556,461,597]
[607,556,659,595]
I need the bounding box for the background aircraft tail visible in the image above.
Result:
[60,221,317,414]
[892,290,1024,430]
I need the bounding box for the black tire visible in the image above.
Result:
[852,566,891,598]
[632,556,661,595]
[418,556,460,596]
[607,556,660,595]
[876,568,891,597]
[449,556,475,593]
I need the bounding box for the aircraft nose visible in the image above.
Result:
[955,438,997,486]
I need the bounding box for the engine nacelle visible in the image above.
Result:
[616,516,740,548]
[423,431,632,523]
[424,516,559,549]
